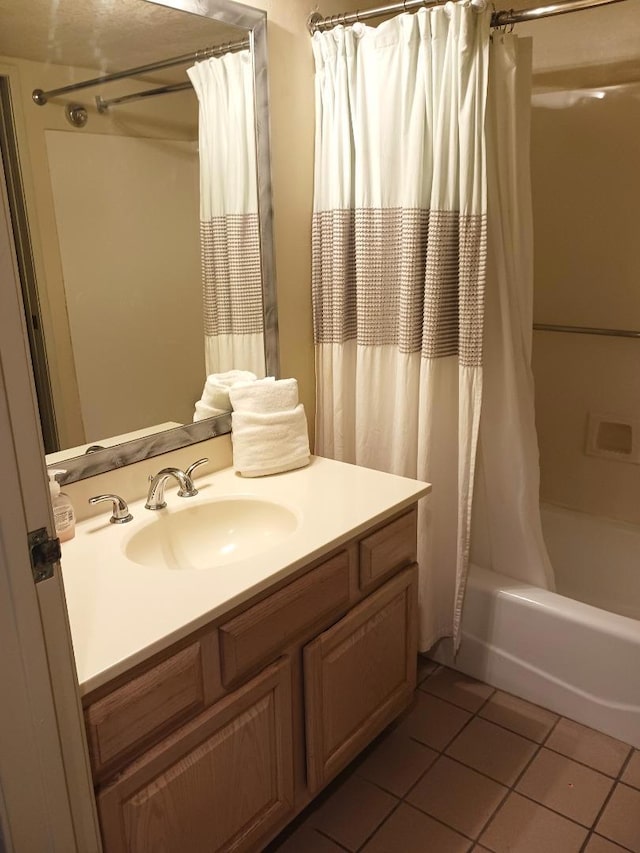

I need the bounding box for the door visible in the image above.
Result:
[0,117,101,850]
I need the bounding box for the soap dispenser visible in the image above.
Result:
[48,469,76,542]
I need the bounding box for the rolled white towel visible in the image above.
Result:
[193,401,228,422]
[193,370,258,421]
[201,369,258,408]
[231,404,311,477]
[229,377,298,414]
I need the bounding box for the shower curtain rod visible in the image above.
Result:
[32,37,250,106]
[96,81,191,112]
[307,0,629,33]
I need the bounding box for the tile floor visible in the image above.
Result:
[268,659,640,853]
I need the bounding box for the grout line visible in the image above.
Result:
[579,744,637,852]
[617,746,636,781]
[515,789,603,831]
[353,797,405,852]
[400,800,479,845]
[404,756,511,846]
[584,832,637,853]
[272,661,637,853]
[314,827,352,852]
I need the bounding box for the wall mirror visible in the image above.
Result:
[0,0,278,483]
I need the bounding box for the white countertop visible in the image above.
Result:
[60,456,430,695]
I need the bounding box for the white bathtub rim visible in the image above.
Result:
[471,564,640,644]
[441,564,640,749]
[436,632,640,749]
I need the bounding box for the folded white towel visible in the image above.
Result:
[229,377,298,414]
[231,404,311,477]
[193,370,258,421]
[193,401,228,422]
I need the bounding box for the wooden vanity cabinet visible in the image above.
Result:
[304,565,418,792]
[97,658,294,853]
[86,506,419,853]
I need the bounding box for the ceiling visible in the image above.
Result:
[0,0,247,81]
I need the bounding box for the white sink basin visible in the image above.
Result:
[123,497,299,570]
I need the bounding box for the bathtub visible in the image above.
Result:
[434,503,640,748]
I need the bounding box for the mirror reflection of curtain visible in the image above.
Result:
[187,51,266,378]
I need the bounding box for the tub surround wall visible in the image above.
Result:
[542,502,640,622]
[518,1,640,526]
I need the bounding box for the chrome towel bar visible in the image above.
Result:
[533,323,640,339]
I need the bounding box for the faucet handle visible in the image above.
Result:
[89,493,133,524]
[185,457,209,480]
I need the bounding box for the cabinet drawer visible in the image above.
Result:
[97,658,294,853]
[304,565,418,792]
[359,508,417,591]
[219,550,352,685]
[85,638,213,780]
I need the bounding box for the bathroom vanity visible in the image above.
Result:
[61,456,429,852]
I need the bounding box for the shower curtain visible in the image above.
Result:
[312,5,491,649]
[312,6,553,650]
[471,34,555,589]
[187,51,266,378]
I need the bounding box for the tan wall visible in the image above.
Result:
[249,0,370,448]
[509,0,640,523]
[1,53,199,449]
[45,130,203,439]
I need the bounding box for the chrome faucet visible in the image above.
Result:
[145,458,208,510]
[88,493,133,523]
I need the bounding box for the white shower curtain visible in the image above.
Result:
[471,34,555,589]
[187,51,265,378]
[312,5,491,649]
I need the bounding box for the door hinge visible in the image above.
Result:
[28,527,61,583]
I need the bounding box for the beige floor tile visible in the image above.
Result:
[596,783,640,852]
[420,666,495,712]
[585,835,633,853]
[417,655,439,683]
[479,691,558,743]
[307,775,397,851]
[622,750,640,790]
[516,748,614,826]
[407,755,508,839]
[395,690,472,751]
[546,718,631,777]
[362,803,471,853]
[445,717,538,786]
[270,824,347,852]
[479,792,588,853]
[355,726,438,797]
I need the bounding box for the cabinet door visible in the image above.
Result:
[98,657,294,853]
[304,565,418,792]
